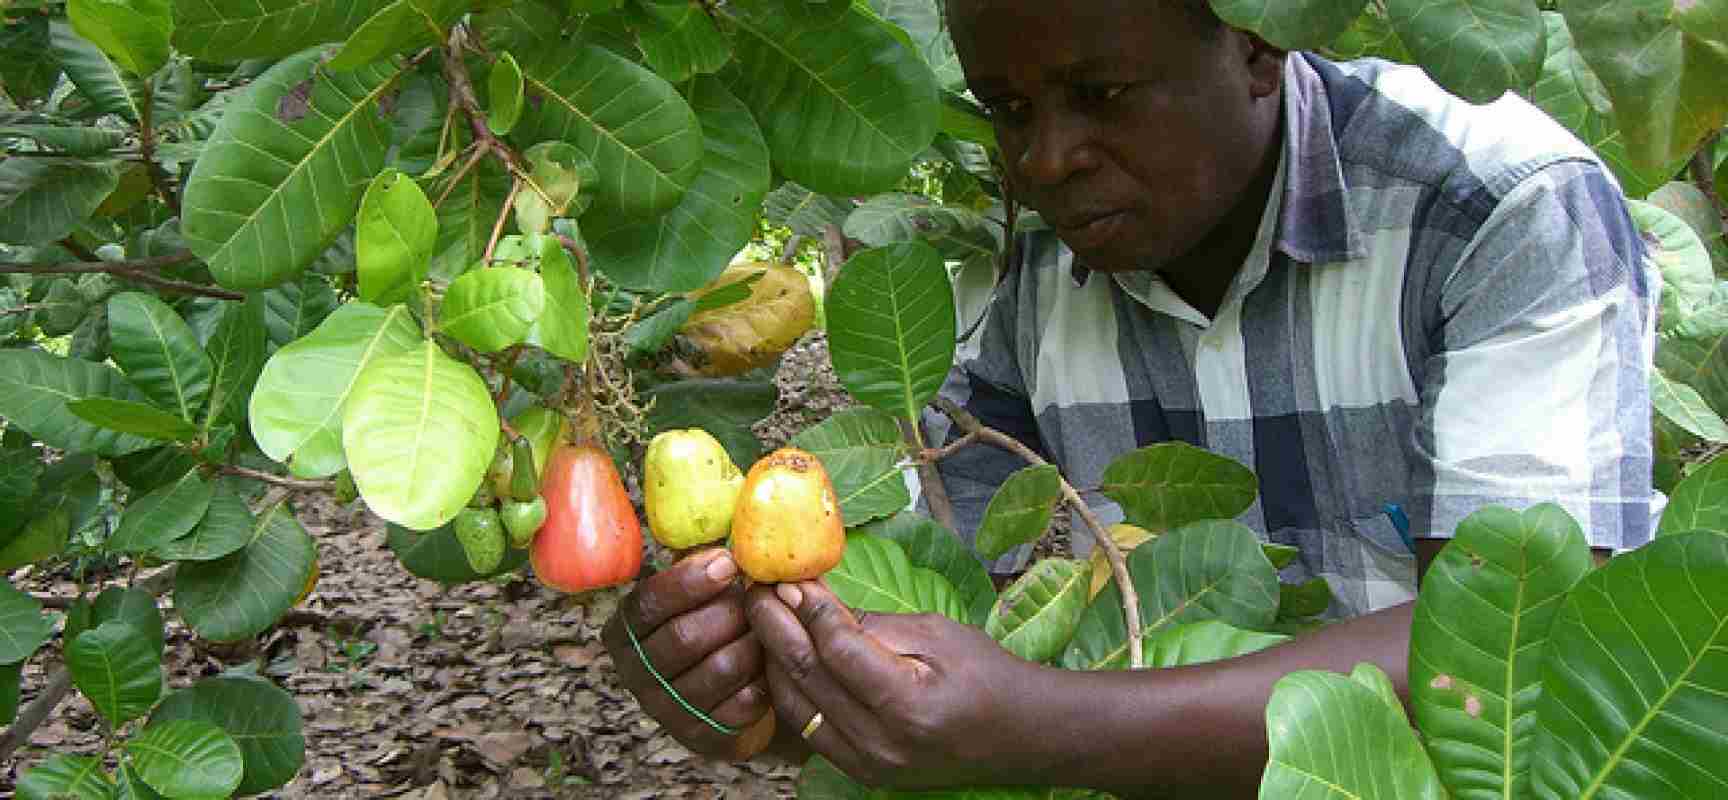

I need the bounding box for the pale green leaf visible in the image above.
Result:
[357,169,436,305]
[1387,0,1546,103]
[68,0,173,76]
[975,465,1062,561]
[1212,0,1369,50]
[791,407,910,527]
[150,675,306,796]
[67,620,162,727]
[855,511,997,626]
[1658,454,1728,536]
[441,267,544,352]
[107,292,213,422]
[1259,668,1446,799]
[1656,284,1728,421]
[342,340,500,530]
[825,533,969,623]
[1630,199,1715,329]
[66,397,198,441]
[844,193,1000,263]
[174,499,316,641]
[529,235,590,362]
[171,0,394,61]
[985,558,1088,663]
[126,719,244,799]
[1652,371,1728,444]
[826,241,955,421]
[487,52,524,136]
[0,349,157,456]
[1099,441,1259,532]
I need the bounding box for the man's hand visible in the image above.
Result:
[744,579,1047,788]
[601,548,773,761]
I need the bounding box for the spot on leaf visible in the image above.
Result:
[1464,694,1483,717]
[277,79,314,123]
[1430,673,1454,691]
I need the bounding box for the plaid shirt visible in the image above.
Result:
[920,53,1658,618]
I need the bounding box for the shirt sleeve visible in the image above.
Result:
[1410,159,1658,550]
[916,249,1051,574]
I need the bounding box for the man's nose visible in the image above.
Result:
[1015,112,1099,188]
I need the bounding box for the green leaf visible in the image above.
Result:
[66,397,199,441]
[48,19,145,123]
[0,16,60,105]
[854,511,997,626]
[108,469,214,553]
[1276,577,1334,621]
[0,157,122,245]
[1533,531,1728,799]
[77,587,165,657]
[68,0,173,76]
[975,464,1063,560]
[1063,521,1280,671]
[262,272,340,349]
[1652,370,1728,444]
[0,349,157,456]
[0,509,69,573]
[0,124,128,156]
[644,377,776,468]
[342,340,500,531]
[15,755,116,800]
[529,236,591,362]
[67,620,162,727]
[170,0,394,61]
[1386,0,1546,103]
[150,675,305,795]
[635,0,732,83]
[1649,181,1727,252]
[586,75,772,293]
[516,43,704,217]
[1659,454,1728,536]
[762,181,853,237]
[1263,542,1300,570]
[1656,284,1728,421]
[1099,442,1259,532]
[1630,199,1715,329]
[250,303,422,477]
[203,294,268,426]
[326,0,466,71]
[155,482,256,561]
[441,267,546,353]
[869,0,965,91]
[1141,620,1289,667]
[1211,0,1369,51]
[487,52,525,135]
[791,407,910,528]
[126,719,244,798]
[825,533,969,623]
[357,169,436,305]
[0,444,41,541]
[844,193,1000,263]
[107,292,214,422]
[723,4,940,195]
[0,580,54,665]
[174,499,316,641]
[1559,0,1728,174]
[1259,668,1447,799]
[386,521,529,584]
[826,241,955,422]
[985,558,1088,663]
[182,50,400,290]
[114,764,165,800]
[425,159,511,282]
[1409,503,1593,800]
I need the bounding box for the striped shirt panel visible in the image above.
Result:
[920,53,1657,618]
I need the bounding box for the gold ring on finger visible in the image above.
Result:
[800,711,825,740]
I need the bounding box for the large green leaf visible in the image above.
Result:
[1630,199,1715,329]
[326,0,466,71]
[48,19,145,122]
[107,292,213,422]
[1409,504,1593,800]
[644,377,777,468]
[424,158,511,282]
[182,50,400,290]
[1534,531,1728,799]
[0,444,41,541]
[203,294,268,426]
[1656,284,1728,421]
[68,0,172,76]
[67,620,162,727]
[0,349,156,456]
[107,469,213,553]
[249,302,421,478]
[70,587,165,657]
[855,511,996,626]
[1099,442,1259,532]
[0,580,54,665]
[723,4,939,195]
[386,521,529,584]
[1652,371,1728,444]
[826,241,955,422]
[0,124,128,156]
[66,397,198,441]
[0,157,122,245]
[825,533,969,623]
[170,0,394,61]
[529,235,590,362]
[868,0,964,91]
[844,193,1000,263]
[1559,0,1728,174]
[0,15,60,105]
[516,43,703,217]
[1658,455,1728,536]
[1386,0,1546,103]
[1141,620,1289,667]
[155,481,256,561]
[791,407,910,528]
[342,340,499,531]
[15,755,116,800]
[984,558,1088,663]
[150,676,306,796]
[974,465,1063,560]
[126,719,244,799]
[1212,0,1369,51]
[174,499,316,641]
[762,181,853,237]
[1062,520,1280,671]
[1259,667,1447,799]
[356,169,436,305]
[440,267,545,353]
[635,0,732,83]
[0,508,68,573]
[585,76,771,293]
[262,271,340,349]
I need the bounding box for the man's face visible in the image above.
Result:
[950,0,1280,273]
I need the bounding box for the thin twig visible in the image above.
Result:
[0,250,242,300]
[135,78,181,215]
[556,234,592,286]
[217,464,334,491]
[432,144,487,209]
[482,178,522,266]
[0,664,73,764]
[57,237,101,263]
[931,396,1144,669]
[900,417,959,533]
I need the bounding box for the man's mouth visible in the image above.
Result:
[1053,210,1128,250]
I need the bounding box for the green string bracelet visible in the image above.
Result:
[621,614,738,736]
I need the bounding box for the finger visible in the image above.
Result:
[637,591,752,679]
[669,630,765,711]
[745,584,890,748]
[623,548,740,632]
[782,580,922,710]
[764,655,870,777]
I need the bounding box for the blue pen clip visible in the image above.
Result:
[1384,503,1414,554]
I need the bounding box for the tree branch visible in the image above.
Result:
[929,396,1145,669]
[0,250,242,300]
[217,464,334,491]
[900,417,959,533]
[0,663,73,764]
[1689,132,1723,224]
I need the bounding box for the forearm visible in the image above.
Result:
[1017,602,1415,799]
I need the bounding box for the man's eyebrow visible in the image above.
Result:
[1058,56,1137,80]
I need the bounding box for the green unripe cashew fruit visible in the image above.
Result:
[501,497,548,548]
[643,428,744,550]
[511,406,566,480]
[508,435,539,502]
[333,469,359,505]
[454,507,506,574]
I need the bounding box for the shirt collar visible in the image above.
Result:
[1275,53,1367,264]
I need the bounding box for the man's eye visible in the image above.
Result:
[982,98,1029,120]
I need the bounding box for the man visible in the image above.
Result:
[600,0,1657,796]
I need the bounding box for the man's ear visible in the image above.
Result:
[1239,32,1286,99]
